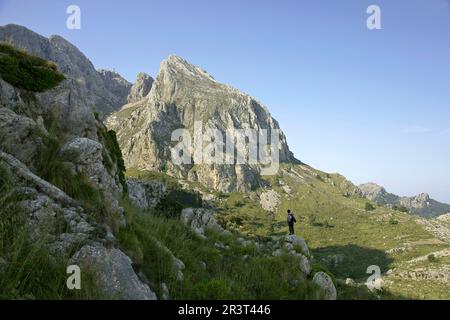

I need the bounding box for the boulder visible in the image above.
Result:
[285,234,310,256]
[312,272,337,300]
[126,178,166,210]
[181,208,223,237]
[70,243,156,300]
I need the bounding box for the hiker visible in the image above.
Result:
[287,209,297,235]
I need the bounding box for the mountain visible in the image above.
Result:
[2,24,450,300]
[0,25,334,300]
[359,183,450,217]
[127,72,154,103]
[0,24,130,119]
[106,55,298,193]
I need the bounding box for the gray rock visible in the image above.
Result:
[181,208,223,237]
[126,178,166,210]
[71,243,157,300]
[260,189,280,213]
[0,107,44,166]
[160,283,169,300]
[0,24,130,118]
[127,72,154,103]
[312,272,337,300]
[285,235,310,256]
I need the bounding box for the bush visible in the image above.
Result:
[389,218,399,225]
[0,43,65,92]
[365,202,376,211]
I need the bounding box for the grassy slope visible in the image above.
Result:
[122,169,329,299]
[129,163,450,299]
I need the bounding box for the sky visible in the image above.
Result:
[1,0,450,202]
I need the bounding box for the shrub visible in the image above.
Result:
[389,218,399,225]
[365,202,376,211]
[0,43,65,92]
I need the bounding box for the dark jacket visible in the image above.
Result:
[287,213,297,226]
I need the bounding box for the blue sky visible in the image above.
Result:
[1,0,450,202]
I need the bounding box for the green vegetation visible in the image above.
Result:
[0,163,99,299]
[365,202,376,211]
[98,127,128,193]
[209,163,450,299]
[117,197,324,300]
[0,43,65,92]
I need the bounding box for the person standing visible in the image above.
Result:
[287,209,297,235]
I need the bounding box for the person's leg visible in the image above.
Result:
[289,225,294,235]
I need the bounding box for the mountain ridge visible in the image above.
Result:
[359,182,450,217]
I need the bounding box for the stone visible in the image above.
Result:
[126,178,166,210]
[180,208,223,237]
[160,283,169,300]
[312,272,337,300]
[71,243,156,300]
[285,234,310,256]
[260,189,280,212]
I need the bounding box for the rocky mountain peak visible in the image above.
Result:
[358,182,387,201]
[159,55,216,82]
[107,55,297,192]
[127,72,154,103]
[0,24,130,117]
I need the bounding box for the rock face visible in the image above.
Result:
[0,107,45,166]
[359,182,450,218]
[126,178,166,210]
[107,55,298,192]
[127,72,154,103]
[0,24,129,123]
[98,69,132,106]
[0,26,155,300]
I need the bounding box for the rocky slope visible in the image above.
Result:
[0,29,156,299]
[0,24,130,120]
[1,25,329,300]
[359,182,450,217]
[106,55,298,193]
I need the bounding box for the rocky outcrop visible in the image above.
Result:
[312,272,337,300]
[107,55,298,193]
[127,72,154,103]
[0,151,155,299]
[359,182,450,218]
[285,234,310,257]
[0,107,45,166]
[180,208,224,238]
[71,243,156,300]
[60,137,121,194]
[259,189,280,213]
[0,24,130,125]
[98,69,132,106]
[126,178,166,210]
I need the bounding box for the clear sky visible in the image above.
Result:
[1,0,450,202]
